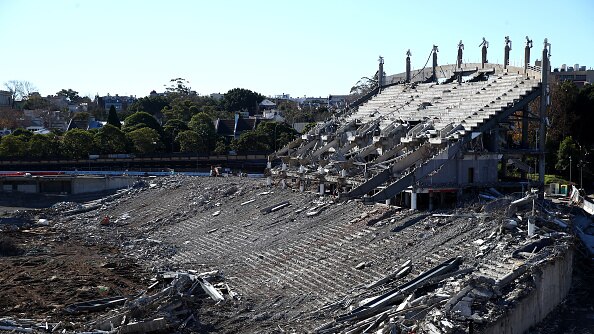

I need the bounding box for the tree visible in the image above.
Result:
[223,88,264,115]
[4,80,36,106]
[127,95,170,117]
[303,122,317,134]
[254,121,297,151]
[122,112,162,134]
[72,112,90,121]
[188,112,217,152]
[231,131,268,153]
[163,119,188,152]
[556,136,579,174]
[28,133,60,158]
[56,89,81,103]
[23,95,51,110]
[107,105,121,128]
[61,129,96,159]
[165,78,193,96]
[548,80,578,144]
[175,130,202,152]
[11,128,34,141]
[94,124,128,154]
[349,74,378,97]
[0,135,28,157]
[213,139,228,155]
[127,127,163,154]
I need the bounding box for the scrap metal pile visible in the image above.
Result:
[0,176,577,333]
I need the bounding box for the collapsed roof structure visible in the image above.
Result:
[272,37,552,209]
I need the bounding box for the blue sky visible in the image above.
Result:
[1,0,593,99]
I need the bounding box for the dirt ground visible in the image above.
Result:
[0,227,146,325]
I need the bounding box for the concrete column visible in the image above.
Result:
[504,36,512,69]
[406,50,411,83]
[539,39,550,186]
[299,181,304,192]
[385,198,391,206]
[267,176,272,187]
[528,217,536,236]
[319,183,325,196]
[432,46,438,82]
[378,56,385,88]
[411,191,418,210]
[281,179,286,189]
[428,192,434,211]
[524,36,532,72]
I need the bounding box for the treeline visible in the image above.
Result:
[544,80,594,182]
[0,86,301,159]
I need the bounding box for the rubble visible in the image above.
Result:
[0,175,585,333]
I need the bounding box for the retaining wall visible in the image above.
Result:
[482,247,573,334]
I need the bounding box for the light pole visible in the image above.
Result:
[578,159,584,189]
[569,156,572,184]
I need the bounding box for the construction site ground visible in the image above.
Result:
[0,175,593,333]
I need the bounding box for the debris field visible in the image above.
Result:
[0,176,580,333]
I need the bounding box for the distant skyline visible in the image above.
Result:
[1,0,593,99]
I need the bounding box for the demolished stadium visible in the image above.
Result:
[1,37,591,333]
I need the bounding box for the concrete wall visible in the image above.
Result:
[420,155,499,187]
[481,247,573,334]
[71,176,134,194]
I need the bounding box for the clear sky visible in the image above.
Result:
[1,0,593,99]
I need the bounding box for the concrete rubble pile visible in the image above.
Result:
[313,192,573,334]
[0,270,236,333]
[0,176,581,333]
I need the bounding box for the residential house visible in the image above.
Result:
[0,90,12,107]
[67,116,104,131]
[215,114,262,141]
[259,99,276,111]
[97,94,137,112]
[328,94,349,109]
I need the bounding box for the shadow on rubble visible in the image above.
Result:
[392,213,430,233]
[0,189,120,209]
[0,234,23,257]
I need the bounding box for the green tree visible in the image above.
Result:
[61,129,96,159]
[23,95,51,110]
[126,94,170,117]
[254,121,297,151]
[176,130,203,152]
[122,112,162,133]
[223,88,264,115]
[187,112,217,152]
[72,112,90,121]
[56,88,81,102]
[231,131,269,153]
[11,128,33,141]
[107,105,121,128]
[94,124,128,154]
[213,139,228,155]
[303,122,317,134]
[163,119,188,152]
[165,78,193,96]
[127,127,163,154]
[556,136,579,174]
[28,133,60,158]
[548,80,578,144]
[0,135,28,157]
